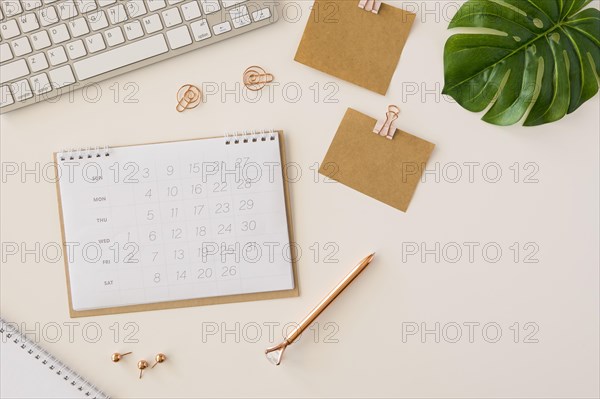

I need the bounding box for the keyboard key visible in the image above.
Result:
[104,26,124,46]
[0,59,29,84]
[88,10,108,30]
[74,34,168,80]
[161,8,181,27]
[126,1,146,18]
[212,21,230,35]
[66,39,86,58]
[142,14,162,33]
[0,19,20,39]
[181,1,201,21]
[1,1,23,18]
[221,0,245,8]
[11,37,33,56]
[190,18,210,41]
[49,64,75,88]
[39,6,59,26]
[167,0,183,4]
[10,79,33,101]
[229,4,246,18]
[31,30,52,49]
[28,52,49,71]
[199,0,219,14]
[107,4,127,24]
[124,20,143,40]
[85,33,105,52]
[68,17,89,37]
[30,72,52,94]
[230,5,250,28]
[97,0,117,6]
[251,7,270,22]
[49,23,70,43]
[146,0,166,12]
[0,43,14,63]
[48,45,67,65]
[75,0,97,13]
[166,26,191,49]
[22,1,44,11]
[57,0,78,19]
[0,85,15,107]
[18,13,40,32]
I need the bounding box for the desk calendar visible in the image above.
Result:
[54,131,298,317]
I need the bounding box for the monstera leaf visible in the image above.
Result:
[443,0,600,126]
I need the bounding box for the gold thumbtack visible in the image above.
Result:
[111,352,132,362]
[151,353,167,368]
[137,360,149,379]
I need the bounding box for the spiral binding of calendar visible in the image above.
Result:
[225,129,277,145]
[58,146,111,161]
[0,317,110,399]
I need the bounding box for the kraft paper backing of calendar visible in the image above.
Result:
[319,108,435,212]
[54,131,299,318]
[295,0,416,95]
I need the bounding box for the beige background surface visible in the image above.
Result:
[1,1,599,397]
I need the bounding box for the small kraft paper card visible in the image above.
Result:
[319,108,435,212]
[295,0,416,95]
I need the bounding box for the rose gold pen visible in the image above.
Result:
[265,253,375,365]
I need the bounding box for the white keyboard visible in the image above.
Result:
[0,0,277,112]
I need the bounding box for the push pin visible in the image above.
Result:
[152,353,167,368]
[243,66,274,91]
[111,352,132,362]
[137,360,149,379]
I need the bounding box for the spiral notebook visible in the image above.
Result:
[54,131,298,317]
[1,317,109,398]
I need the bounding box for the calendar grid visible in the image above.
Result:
[56,132,297,315]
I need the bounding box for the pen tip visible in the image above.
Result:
[367,253,375,262]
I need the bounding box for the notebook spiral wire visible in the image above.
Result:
[225,129,277,145]
[58,146,110,161]
[57,130,278,160]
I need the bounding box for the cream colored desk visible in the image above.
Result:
[1,1,599,397]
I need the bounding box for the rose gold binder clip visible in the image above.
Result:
[358,0,382,14]
[243,66,274,91]
[373,105,400,140]
[265,253,375,366]
[176,84,202,112]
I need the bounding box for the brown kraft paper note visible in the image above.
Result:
[295,0,416,95]
[319,108,435,212]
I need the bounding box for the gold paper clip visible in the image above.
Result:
[176,84,202,112]
[265,253,375,366]
[358,0,382,14]
[243,66,274,91]
[373,105,400,140]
